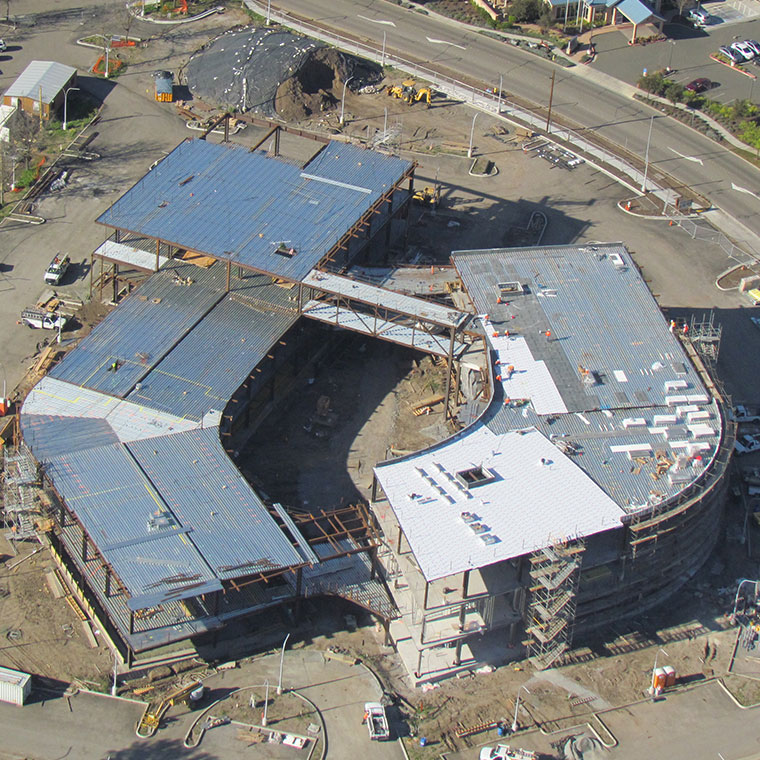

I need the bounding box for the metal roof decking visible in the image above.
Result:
[452,244,706,413]
[50,260,227,397]
[302,269,469,329]
[96,139,413,281]
[44,442,222,608]
[127,428,303,580]
[127,279,299,421]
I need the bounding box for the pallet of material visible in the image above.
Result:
[180,250,216,268]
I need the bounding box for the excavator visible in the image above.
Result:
[412,184,441,208]
[137,679,204,737]
[387,80,433,107]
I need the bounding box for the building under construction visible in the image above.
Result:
[7,131,733,681]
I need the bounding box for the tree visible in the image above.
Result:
[739,120,760,157]
[665,82,684,104]
[509,0,542,23]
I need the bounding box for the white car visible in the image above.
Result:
[731,41,756,61]
[745,39,760,57]
[687,8,709,25]
[0,40,6,53]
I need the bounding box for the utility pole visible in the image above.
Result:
[641,115,654,193]
[545,71,556,134]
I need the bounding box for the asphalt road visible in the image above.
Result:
[262,0,760,246]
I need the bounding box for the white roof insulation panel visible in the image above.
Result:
[374,426,623,581]
[484,322,568,415]
[94,240,168,272]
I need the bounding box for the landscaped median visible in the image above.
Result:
[709,51,757,80]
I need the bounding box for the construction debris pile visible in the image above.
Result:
[185,27,381,120]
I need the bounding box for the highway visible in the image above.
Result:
[264,0,760,247]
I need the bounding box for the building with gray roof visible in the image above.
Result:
[372,243,733,682]
[2,61,77,121]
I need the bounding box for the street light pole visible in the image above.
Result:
[262,680,270,726]
[340,76,354,126]
[467,112,477,158]
[277,632,291,695]
[511,685,530,733]
[63,86,80,131]
[497,73,503,113]
[266,0,271,25]
[381,30,387,68]
[667,40,676,72]
[641,114,654,193]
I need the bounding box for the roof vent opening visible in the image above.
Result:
[456,465,496,489]
[275,242,297,258]
[498,281,524,297]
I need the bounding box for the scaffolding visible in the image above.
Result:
[688,311,722,368]
[525,538,585,670]
[2,444,44,552]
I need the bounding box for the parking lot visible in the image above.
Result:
[593,14,760,104]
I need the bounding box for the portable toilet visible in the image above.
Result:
[663,665,676,687]
[154,71,173,102]
[652,667,667,692]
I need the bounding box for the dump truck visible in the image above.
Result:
[364,702,390,741]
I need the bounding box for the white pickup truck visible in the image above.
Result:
[364,702,390,741]
[44,254,70,286]
[21,308,68,331]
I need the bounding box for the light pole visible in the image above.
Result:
[92,34,112,78]
[467,112,477,158]
[497,73,503,113]
[266,0,271,25]
[277,632,290,695]
[641,114,654,193]
[381,30,387,67]
[111,649,119,696]
[511,685,530,733]
[649,647,668,697]
[62,86,80,131]
[667,40,676,72]
[340,76,354,126]
[262,679,270,726]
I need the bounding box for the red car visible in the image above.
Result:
[685,78,711,93]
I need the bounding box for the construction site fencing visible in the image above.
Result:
[676,218,760,267]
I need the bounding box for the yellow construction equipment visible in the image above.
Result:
[137,679,203,737]
[387,79,416,101]
[411,86,432,105]
[412,184,441,208]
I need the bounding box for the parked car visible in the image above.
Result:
[745,39,760,56]
[687,8,710,26]
[731,41,756,61]
[480,746,538,760]
[685,77,711,92]
[0,40,6,53]
[44,253,70,285]
[720,45,743,63]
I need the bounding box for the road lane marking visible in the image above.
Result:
[426,36,467,50]
[357,15,396,26]
[668,147,704,165]
[732,182,760,201]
